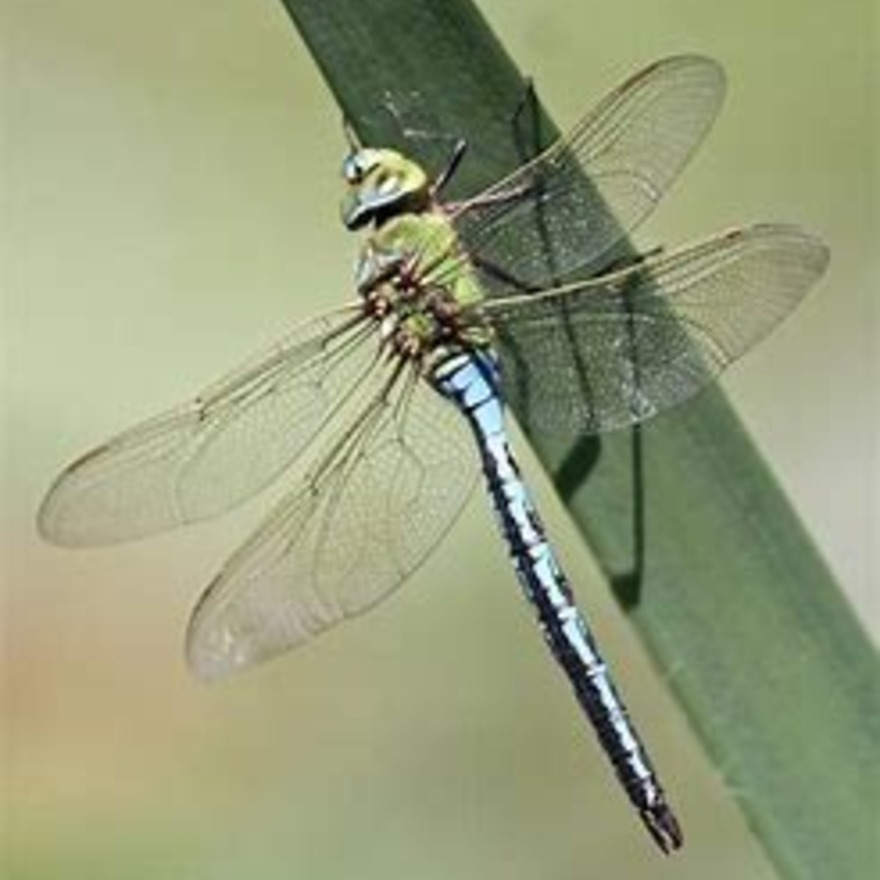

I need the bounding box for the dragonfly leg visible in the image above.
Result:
[431,138,469,196]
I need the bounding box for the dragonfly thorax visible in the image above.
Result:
[354,210,491,366]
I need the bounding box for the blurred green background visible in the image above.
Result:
[5,1,876,878]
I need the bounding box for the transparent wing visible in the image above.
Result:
[450,55,726,292]
[186,366,479,681]
[485,224,829,434]
[38,307,379,546]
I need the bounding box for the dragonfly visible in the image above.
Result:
[38,55,829,853]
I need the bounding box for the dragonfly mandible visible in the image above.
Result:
[38,55,829,853]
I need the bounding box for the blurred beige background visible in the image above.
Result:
[4,1,876,878]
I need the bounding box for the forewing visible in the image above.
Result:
[486,224,829,434]
[186,370,479,681]
[38,308,377,546]
[452,55,726,292]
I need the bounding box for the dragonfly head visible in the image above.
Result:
[341,148,430,230]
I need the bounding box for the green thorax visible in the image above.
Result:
[341,147,491,362]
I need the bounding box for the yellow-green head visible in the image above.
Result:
[341,148,431,230]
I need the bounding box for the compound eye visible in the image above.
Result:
[374,171,400,197]
[342,155,363,184]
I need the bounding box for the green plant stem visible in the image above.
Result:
[277,1,878,877]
